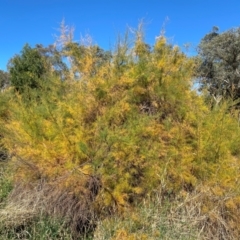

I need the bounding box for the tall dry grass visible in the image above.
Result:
[0,175,101,239]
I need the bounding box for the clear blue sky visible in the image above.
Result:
[1,0,240,71]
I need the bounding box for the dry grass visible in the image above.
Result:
[93,187,240,240]
[166,188,240,240]
[0,177,240,239]
[94,193,200,239]
[0,174,101,239]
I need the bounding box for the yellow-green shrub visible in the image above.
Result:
[1,27,240,232]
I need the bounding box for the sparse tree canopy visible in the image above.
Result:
[197,27,240,101]
[62,42,112,79]
[35,43,69,78]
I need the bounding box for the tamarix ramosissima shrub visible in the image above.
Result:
[1,32,197,205]
[1,25,240,238]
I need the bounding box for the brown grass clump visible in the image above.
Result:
[0,174,101,238]
[193,188,240,240]
[170,186,240,240]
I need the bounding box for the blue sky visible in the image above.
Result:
[1,0,240,71]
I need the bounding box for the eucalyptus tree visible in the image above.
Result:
[197,27,240,103]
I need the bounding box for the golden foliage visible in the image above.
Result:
[1,24,240,238]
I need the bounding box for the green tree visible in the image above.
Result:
[8,44,49,93]
[197,27,240,102]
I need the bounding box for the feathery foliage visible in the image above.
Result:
[1,23,240,238]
